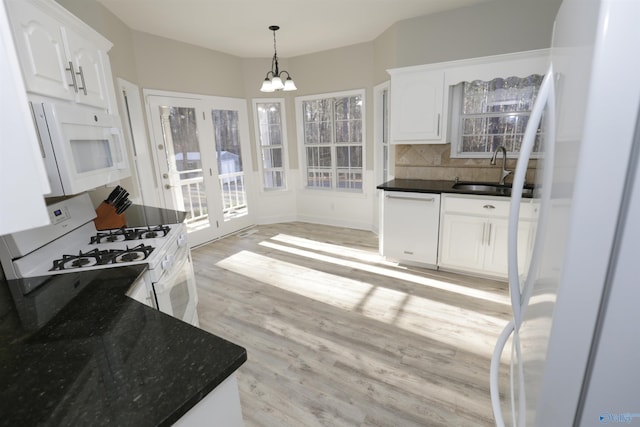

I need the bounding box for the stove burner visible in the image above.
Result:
[49,244,155,271]
[71,258,93,267]
[118,252,142,262]
[90,225,171,244]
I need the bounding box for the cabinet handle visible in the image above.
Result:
[437,113,441,136]
[481,223,486,245]
[76,66,87,95]
[487,223,492,246]
[386,194,435,202]
[483,204,496,210]
[66,61,78,92]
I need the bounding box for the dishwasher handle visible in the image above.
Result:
[385,194,436,202]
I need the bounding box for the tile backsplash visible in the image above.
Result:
[393,143,537,184]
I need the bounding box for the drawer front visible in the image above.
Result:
[442,194,510,217]
[442,194,537,219]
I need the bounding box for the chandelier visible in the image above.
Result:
[260,25,297,92]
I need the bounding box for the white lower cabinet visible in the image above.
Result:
[174,373,244,427]
[381,191,440,266]
[438,194,534,279]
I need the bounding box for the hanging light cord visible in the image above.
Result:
[271,27,280,77]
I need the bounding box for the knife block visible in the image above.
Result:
[94,201,126,230]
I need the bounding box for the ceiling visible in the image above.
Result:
[96,0,494,58]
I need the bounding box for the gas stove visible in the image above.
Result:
[0,194,182,280]
[90,225,172,244]
[0,194,198,326]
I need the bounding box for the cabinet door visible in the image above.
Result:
[390,69,444,143]
[382,192,440,265]
[483,218,531,278]
[62,27,109,109]
[6,0,74,101]
[438,213,486,272]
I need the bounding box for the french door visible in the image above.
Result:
[146,93,253,247]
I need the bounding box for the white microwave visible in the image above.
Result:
[30,100,130,196]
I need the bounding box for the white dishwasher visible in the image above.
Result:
[381,191,441,267]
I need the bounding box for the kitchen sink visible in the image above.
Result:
[452,182,534,197]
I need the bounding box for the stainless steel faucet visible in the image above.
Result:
[490,146,512,185]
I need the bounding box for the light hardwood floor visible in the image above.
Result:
[192,222,511,427]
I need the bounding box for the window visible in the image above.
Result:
[450,74,544,157]
[296,90,364,191]
[253,99,287,190]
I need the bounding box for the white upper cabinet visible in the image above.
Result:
[387,49,549,147]
[388,69,444,144]
[61,26,110,109]
[6,0,115,112]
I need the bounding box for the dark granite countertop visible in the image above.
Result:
[377,179,534,198]
[122,204,187,227]
[377,179,458,194]
[0,226,246,426]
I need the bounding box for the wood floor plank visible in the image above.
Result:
[192,222,510,426]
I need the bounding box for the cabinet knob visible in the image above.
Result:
[483,204,496,209]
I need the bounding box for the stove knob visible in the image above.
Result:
[177,233,187,248]
[162,254,175,270]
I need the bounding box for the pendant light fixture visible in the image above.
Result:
[260,25,297,92]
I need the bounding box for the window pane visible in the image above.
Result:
[306,146,332,168]
[255,101,286,190]
[334,97,349,120]
[319,121,332,143]
[212,109,242,171]
[304,123,319,144]
[263,171,284,189]
[335,121,348,143]
[336,146,362,168]
[350,120,362,143]
[262,147,283,169]
[307,171,332,188]
[268,126,282,146]
[337,170,362,190]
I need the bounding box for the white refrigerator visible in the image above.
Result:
[490,0,640,425]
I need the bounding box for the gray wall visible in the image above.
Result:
[395,0,561,67]
[131,31,244,97]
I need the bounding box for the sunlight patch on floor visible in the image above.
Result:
[216,250,505,355]
[216,250,374,311]
[259,238,509,307]
[270,233,389,265]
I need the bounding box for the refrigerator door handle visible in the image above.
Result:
[491,320,515,427]
[507,64,555,328]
